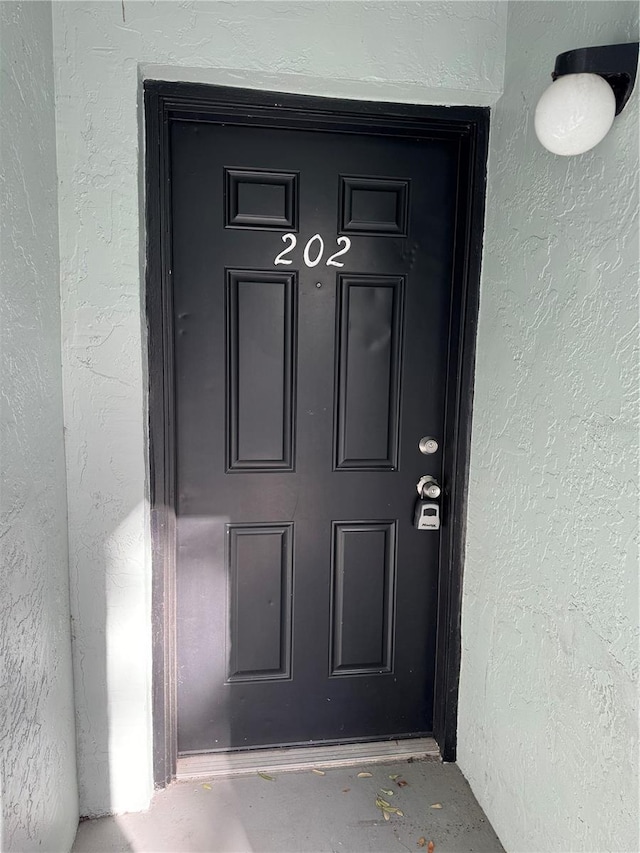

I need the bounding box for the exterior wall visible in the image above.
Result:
[51,0,506,816]
[458,3,639,852]
[0,2,79,850]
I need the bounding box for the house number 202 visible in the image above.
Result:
[274,233,352,268]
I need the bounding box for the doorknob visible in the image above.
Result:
[416,475,441,499]
[414,476,442,530]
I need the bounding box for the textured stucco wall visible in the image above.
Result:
[0,2,79,850]
[51,0,506,816]
[458,3,639,852]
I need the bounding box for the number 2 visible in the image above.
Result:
[326,236,351,267]
[274,233,296,265]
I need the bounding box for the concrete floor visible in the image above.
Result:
[72,757,504,853]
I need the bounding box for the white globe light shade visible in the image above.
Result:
[534,72,617,156]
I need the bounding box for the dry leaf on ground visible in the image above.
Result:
[397,779,409,788]
[312,769,326,775]
[380,788,394,796]
[417,839,427,848]
[357,772,373,778]
[375,797,404,818]
[430,803,443,809]
[202,783,212,790]
[389,774,401,780]
[258,771,275,781]
[427,842,435,853]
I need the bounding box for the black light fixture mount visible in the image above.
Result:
[552,42,639,115]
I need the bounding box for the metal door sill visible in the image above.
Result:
[176,737,439,780]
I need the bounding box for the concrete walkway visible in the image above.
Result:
[72,757,504,853]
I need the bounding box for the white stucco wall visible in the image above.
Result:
[0,2,79,850]
[459,3,639,852]
[51,0,506,816]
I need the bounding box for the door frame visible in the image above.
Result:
[144,80,489,787]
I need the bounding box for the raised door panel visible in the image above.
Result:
[334,275,404,470]
[227,523,293,682]
[226,270,297,471]
[330,521,396,676]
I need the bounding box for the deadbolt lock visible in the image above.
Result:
[418,436,439,455]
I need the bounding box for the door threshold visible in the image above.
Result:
[176,737,439,780]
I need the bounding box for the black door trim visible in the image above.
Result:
[144,80,489,786]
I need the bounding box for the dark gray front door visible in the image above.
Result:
[171,118,459,754]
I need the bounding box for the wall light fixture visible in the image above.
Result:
[535,42,639,156]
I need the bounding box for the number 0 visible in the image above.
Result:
[303,234,324,267]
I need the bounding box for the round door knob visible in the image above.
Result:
[424,482,441,499]
[417,475,442,499]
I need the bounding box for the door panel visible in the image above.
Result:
[335,275,404,470]
[227,523,293,682]
[226,270,296,470]
[171,119,458,753]
[330,521,396,676]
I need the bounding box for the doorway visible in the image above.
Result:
[145,81,488,785]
